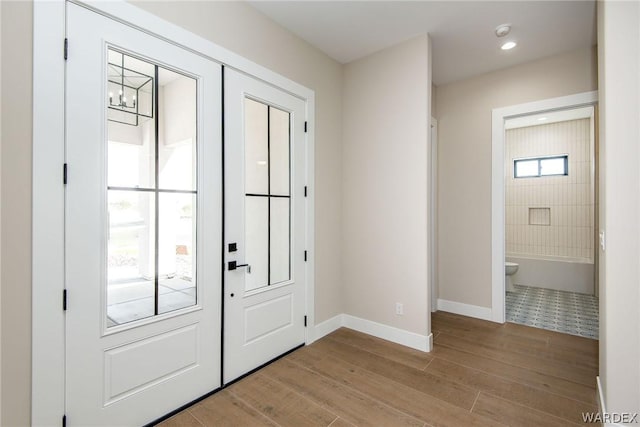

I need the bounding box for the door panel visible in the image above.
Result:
[244,294,293,343]
[65,4,221,425]
[224,69,307,383]
[103,324,199,404]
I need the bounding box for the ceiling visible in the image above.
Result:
[248,1,597,86]
[505,106,594,129]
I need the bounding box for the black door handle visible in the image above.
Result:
[228,261,251,273]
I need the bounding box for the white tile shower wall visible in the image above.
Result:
[505,118,594,263]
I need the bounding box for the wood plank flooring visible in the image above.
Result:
[158,311,598,426]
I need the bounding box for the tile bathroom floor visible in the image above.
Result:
[506,284,599,339]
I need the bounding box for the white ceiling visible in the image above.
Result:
[505,106,594,129]
[248,1,596,86]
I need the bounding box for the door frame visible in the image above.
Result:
[32,1,315,425]
[490,91,597,323]
[429,117,438,312]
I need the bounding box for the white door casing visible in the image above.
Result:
[429,118,438,312]
[223,69,307,383]
[65,3,221,425]
[491,91,598,323]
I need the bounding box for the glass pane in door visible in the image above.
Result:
[158,193,197,314]
[269,107,290,196]
[158,67,197,191]
[270,198,290,284]
[243,98,292,291]
[107,191,155,327]
[106,47,198,327]
[245,196,269,291]
[244,99,269,195]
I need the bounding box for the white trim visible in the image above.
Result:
[0,1,3,422]
[32,1,66,425]
[33,1,316,425]
[342,314,432,352]
[588,105,597,296]
[491,91,598,323]
[597,376,607,416]
[437,299,493,322]
[304,100,316,346]
[312,314,344,341]
[596,376,625,427]
[429,117,438,312]
[313,313,434,352]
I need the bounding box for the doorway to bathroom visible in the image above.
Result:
[502,106,598,339]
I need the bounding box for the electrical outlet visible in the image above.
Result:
[396,302,403,315]
[599,230,606,251]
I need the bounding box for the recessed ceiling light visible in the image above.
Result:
[501,41,517,50]
[495,24,511,37]
[538,117,548,121]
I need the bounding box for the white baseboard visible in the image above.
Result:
[437,299,493,322]
[342,314,432,352]
[312,313,433,352]
[596,376,626,427]
[597,376,606,416]
[312,314,344,342]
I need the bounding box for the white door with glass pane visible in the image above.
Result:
[65,4,221,425]
[224,69,307,382]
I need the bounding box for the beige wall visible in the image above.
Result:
[435,47,597,308]
[342,35,431,335]
[1,2,33,426]
[505,119,594,262]
[597,0,640,416]
[1,1,343,424]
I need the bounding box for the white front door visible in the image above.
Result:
[223,69,307,383]
[65,4,221,425]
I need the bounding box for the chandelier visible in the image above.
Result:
[107,49,154,127]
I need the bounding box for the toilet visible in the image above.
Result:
[505,261,519,292]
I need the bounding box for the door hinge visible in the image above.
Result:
[63,289,67,311]
[304,186,307,197]
[304,315,307,327]
[63,163,68,185]
[304,121,308,133]
[62,414,66,427]
[64,38,68,61]
[304,250,307,262]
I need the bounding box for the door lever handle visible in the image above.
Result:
[228,261,251,273]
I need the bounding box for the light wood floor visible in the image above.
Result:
[158,311,598,426]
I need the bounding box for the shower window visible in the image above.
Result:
[514,155,568,178]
